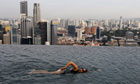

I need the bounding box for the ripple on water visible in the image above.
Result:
[0,45,140,84]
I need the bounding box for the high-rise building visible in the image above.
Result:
[119,16,123,29]
[68,25,76,36]
[76,29,83,41]
[20,1,28,16]
[0,31,3,41]
[91,26,96,35]
[20,16,33,44]
[85,26,90,35]
[11,27,18,44]
[3,33,10,44]
[51,20,58,45]
[96,27,101,39]
[33,3,41,28]
[38,22,47,45]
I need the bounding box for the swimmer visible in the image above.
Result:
[29,61,101,74]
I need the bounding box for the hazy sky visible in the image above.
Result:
[0,0,140,19]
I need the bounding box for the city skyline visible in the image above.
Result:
[0,0,140,19]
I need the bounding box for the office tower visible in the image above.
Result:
[119,16,123,29]
[3,33,10,44]
[60,20,66,28]
[47,22,51,43]
[11,27,18,44]
[20,1,28,16]
[91,26,96,35]
[68,25,76,36]
[21,16,33,44]
[33,3,41,28]
[0,31,3,41]
[96,27,101,39]
[85,26,90,35]
[76,29,83,41]
[51,20,58,45]
[38,22,47,45]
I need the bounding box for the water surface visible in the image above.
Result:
[0,45,140,84]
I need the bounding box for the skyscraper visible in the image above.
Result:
[20,16,33,44]
[38,22,47,45]
[119,16,122,29]
[91,26,96,35]
[76,29,83,41]
[96,27,101,39]
[68,25,76,36]
[20,1,28,16]
[11,27,18,44]
[85,26,90,35]
[33,3,41,28]
[51,20,58,45]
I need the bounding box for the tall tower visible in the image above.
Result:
[20,1,28,16]
[51,20,58,45]
[85,26,90,35]
[21,16,33,44]
[96,27,101,39]
[119,16,122,29]
[33,3,41,28]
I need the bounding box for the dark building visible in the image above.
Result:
[68,25,76,36]
[39,22,47,45]
[34,27,41,45]
[0,31,3,40]
[0,24,2,30]
[11,27,18,44]
[96,27,101,39]
[51,21,58,45]
[21,38,32,44]
[20,1,28,16]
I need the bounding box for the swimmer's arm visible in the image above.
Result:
[61,61,79,71]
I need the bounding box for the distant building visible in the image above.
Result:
[68,25,76,36]
[85,26,90,35]
[91,26,96,35]
[34,35,41,45]
[0,31,3,41]
[38,22,47,45]
[51,20,58,45]
[20,1,28,16]
[11,27,18,44]
[20,16,33,44]
[125,31,137,46]
[34,27,41,45]
[76,29,83,41]
[3,33,10,44]
[33,3,41,28]
[96,27,101,39]
[119,16,123,29]
[126,31,134,40]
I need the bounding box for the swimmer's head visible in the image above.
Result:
[79,68,87,73]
